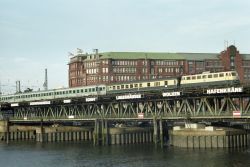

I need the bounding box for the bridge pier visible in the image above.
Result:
[93,119,109,146]
[153,118,158,146]
[6,118,9,144]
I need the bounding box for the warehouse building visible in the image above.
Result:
[68,45,250,87]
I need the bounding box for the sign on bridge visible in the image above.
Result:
[233,111,241,118]
[138,113,144,119]
[206,87,243,94]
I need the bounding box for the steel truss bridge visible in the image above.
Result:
[2,87,250,122]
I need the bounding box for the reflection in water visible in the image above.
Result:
[0,141,250,167]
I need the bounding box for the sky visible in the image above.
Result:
[0,0,250,94]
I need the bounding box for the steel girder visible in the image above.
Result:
[9,95,250,120]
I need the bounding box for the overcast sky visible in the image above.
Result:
[0,0,250,94]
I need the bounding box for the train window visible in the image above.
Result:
[121,85,124,89]
[147,83,150,87]
[85,89,87,92]
[130,84,133,88]
[117,86,120,89]
[219,73,224,77]
[226,73,228,76]
[139,83,142,87]
[69,90,72,93]
[155,82,160,86]
[135,84,138,88]
[73,90,76,93]
[208,75,212,78]
[89,88,91,92]
[81,89,84,93]
[186,77,190,80]
[192,76,196,80]
[232,72,236,76]
[103,87,105,90]
[113,86,116,90]
[214,74,218,78]
[202,75,207,79]
[197,76,201,79]
[76,90,79,93]
[164,81,168,85]
[92,88,95,92]
[126,85,129,89]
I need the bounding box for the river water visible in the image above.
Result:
[0,141,250,167]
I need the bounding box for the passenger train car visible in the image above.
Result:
[107,77,178,94]
[0,71,240,104]
[0,85,106,104]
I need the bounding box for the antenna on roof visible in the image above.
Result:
[224,40,229,50]
[68,52,74,57]
[76,48,83,54]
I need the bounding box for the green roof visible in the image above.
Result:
[100,52,220,60]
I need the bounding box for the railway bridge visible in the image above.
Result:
[1,86,250,147]
[1,85,250,122]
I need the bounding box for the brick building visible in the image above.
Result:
[68,45,250,87]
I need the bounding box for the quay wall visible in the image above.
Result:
[169,127,248,148]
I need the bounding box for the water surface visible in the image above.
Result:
[0,141,250,167]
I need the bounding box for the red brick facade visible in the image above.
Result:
[68,45,250,87]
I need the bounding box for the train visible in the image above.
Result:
[0,71,240,104]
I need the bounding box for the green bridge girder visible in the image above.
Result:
[7,94,250,121]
